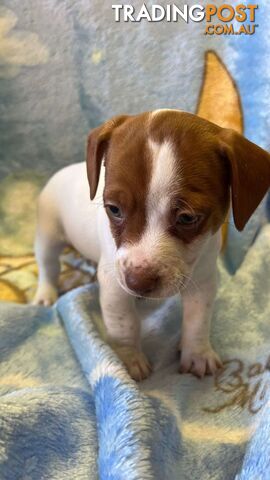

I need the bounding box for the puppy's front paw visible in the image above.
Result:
[114,346,152,381]
[179,343,222,378]
[32,284,58,306]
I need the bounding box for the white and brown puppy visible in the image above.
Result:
[33,110,270,381]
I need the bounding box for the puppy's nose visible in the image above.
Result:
[125,268,160,296]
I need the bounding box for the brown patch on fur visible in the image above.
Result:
[87,110,270,248]
[219,128,270,231]
[149,111,230,242]
[103,113,152,247]
[86,115,130,200]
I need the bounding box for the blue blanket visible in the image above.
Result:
[1,214,270,479]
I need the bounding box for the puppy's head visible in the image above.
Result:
[87,110,270,298]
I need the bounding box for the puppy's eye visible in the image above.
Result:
[176,213,200,226]
[105,204,123,219]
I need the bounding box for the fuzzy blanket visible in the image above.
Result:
[1,2,270,478]
[0,218,269,480]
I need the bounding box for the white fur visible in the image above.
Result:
[116,139,181,291]
[33,137,222,379]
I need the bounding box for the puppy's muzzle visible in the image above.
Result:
[124,266,160,296]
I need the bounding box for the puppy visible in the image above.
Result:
[33,110,270,381]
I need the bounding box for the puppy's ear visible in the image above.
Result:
[219,128,270,231]
[86,115,129,200]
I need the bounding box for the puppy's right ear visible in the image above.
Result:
[218,128,270,231]
[86,115,129,200]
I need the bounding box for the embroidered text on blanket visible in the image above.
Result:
[203,357,270,415]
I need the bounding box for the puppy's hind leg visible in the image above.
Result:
[33,200,65,306]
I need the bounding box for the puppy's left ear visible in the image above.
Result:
[219,128,270,231]
[86,115,129,200]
